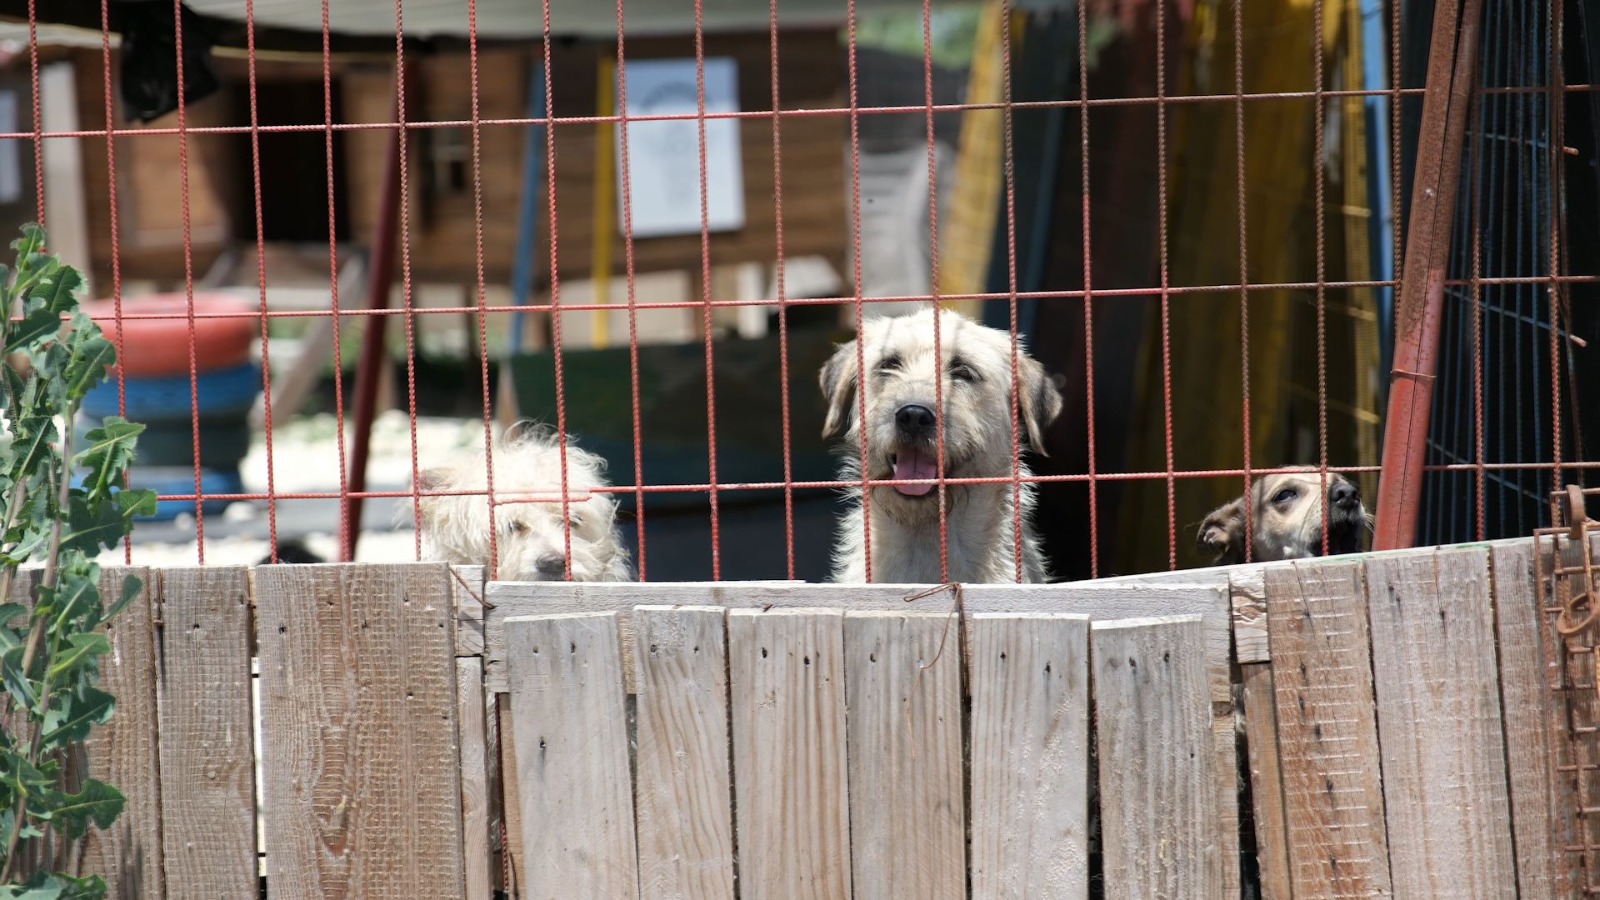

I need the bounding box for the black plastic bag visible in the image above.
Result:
[116,0,220,124]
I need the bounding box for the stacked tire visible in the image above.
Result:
[79,294,261,521]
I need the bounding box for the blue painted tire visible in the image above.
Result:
[125,466,244,521]
[82,363,262,422]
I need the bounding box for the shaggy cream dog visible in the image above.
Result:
[1196,467,1371,565]
[414,424,632,582]
[820,307,1062,583]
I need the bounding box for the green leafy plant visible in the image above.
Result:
[0,225,155,899]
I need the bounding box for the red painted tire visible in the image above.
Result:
[83,294,258,377]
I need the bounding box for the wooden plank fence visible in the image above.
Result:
[7,535,1594,897]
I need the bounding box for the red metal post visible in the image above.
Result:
[1372,0,1484,551]
[341,60,419,561]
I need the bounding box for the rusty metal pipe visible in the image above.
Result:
[1373,0,1485,550]
[341,60,418,561]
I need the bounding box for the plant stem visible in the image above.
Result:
[3,419,74,882]
[22,412,74,681]
[38,407,74,600]
[0,319,24,880]
[0,478,29,607]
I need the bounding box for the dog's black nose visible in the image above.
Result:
[1330,481,1358,507]
[535,553,568,578]
[895,404,937,436]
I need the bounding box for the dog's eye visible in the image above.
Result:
[949,361,979,382]
[1271,487,1298,504]
[876,354,902,373]
[506,521,528,535]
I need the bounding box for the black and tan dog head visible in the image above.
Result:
[1197,468,1370,566]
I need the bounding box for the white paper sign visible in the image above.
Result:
[615,58,745,238]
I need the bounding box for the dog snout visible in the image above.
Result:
[895,404,937,438]
[535,553,568,579]
[1330,481,1359,508]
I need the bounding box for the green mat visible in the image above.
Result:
[511,327,845,511]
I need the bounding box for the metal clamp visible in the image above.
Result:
[1535,483,1600,891]
[1548,487,1599,637]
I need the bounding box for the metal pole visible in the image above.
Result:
[1372,0,1484,550]
[341,59,418,561]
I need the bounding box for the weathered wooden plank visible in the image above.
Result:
[1229,567,1271,663]
[452,564,486,656]
[255,563,465,900]
[729,608,852,900]
[0,567,37,599]
[1241,662,1293,900]
[481,581,790,690]
[1091,566,1269,659]
[968,613,1090,900]
[83,566,164,900]
[1106,573,1245,898]
[1490,540,1578,897]
[482,679,503,898]
[483,579,1239,895]
[1212,692,1243,900]
[495,693,524,897]
[456,657,492,900]
[1265,559,1392,899]
[1095,536,1541,665]
[1091,615,1221,897]
[157,567,257,899]
[484,582,1229,701]
[844,612,964,900]
[633,606,736,900]
[505,612,638,900]
[1366,548,1516,897]
[253,655,265,878]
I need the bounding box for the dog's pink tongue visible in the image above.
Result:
[893,449,937,496]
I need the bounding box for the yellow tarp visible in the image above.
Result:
[1113,0,1381,573]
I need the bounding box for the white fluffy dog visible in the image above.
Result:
[821,307,1063,583]
[414,424,632,582]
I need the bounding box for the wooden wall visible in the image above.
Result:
[7,535,1584,898]
[61,33,847,292]
[340,32,848,286]
[67,48,236,291]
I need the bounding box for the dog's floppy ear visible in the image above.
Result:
[593,492,621,529]
[1197,496,1247,565]
[1016,353,1063,455]
[414,468,447,525]
[819,339,859,440]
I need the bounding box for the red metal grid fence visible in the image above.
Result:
[1,0,1592,582]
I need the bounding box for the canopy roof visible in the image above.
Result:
[8,0,1070,46]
